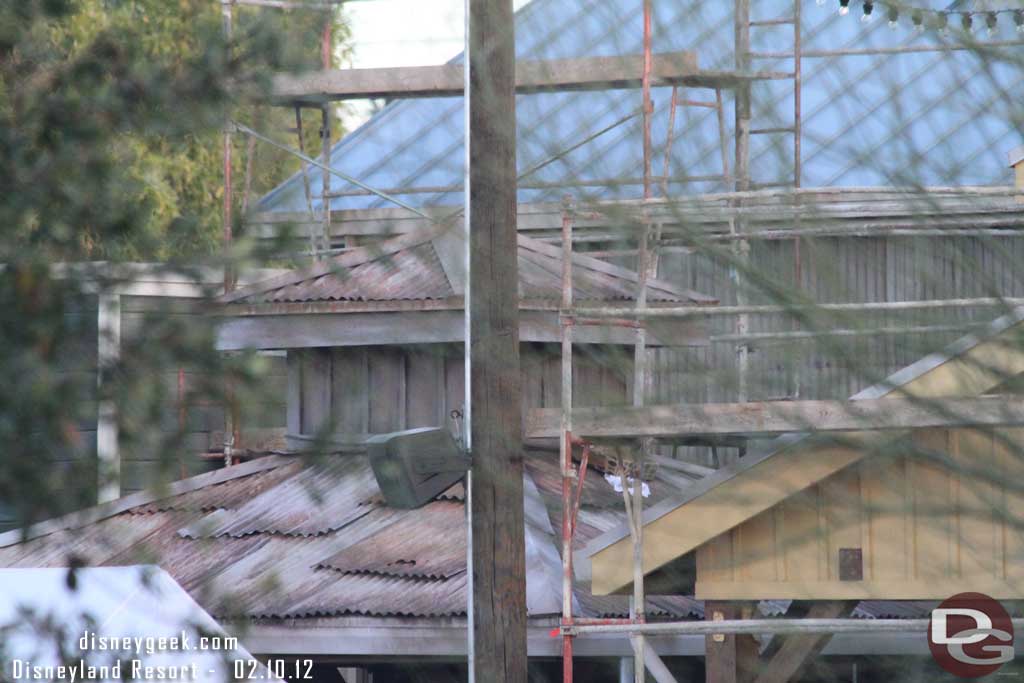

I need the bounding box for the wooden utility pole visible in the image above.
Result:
[468,0,526,681]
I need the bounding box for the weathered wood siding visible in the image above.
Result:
[0,295,288,532]
[117,296,287,495]
[655,235,1024,406]
[695,428,1024,600]
[288,343,632,437]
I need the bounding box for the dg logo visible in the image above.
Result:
[929,592,1014,678]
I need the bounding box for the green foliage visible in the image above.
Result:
[0,0,346,528]
[1,0,349,261]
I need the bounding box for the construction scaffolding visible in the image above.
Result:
[218,1,1024,681]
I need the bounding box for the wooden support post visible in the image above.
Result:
[468,0,526,681]
[97,292,121,503]
[705,601,739,683]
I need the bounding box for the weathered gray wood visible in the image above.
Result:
[286,351,302,436]
[332,347,369,433]
[468,0,527,679]
[704,601,739,683]
[271,51,698,102]
[526,395,1024,439]
[217,311,707,350]
[368,348,406,433]
[406,349,444,428]
[300,349,332,434]
[444,350,466,419]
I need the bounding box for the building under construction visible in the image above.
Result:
[4,0,1024,681]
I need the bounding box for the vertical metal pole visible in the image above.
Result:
[619,657,635,683]
[463,1,474,680]
[632,5,654,679]
[320,103,331,260]
[793,0,802,190]
[294,107,319,257]
[734,0,751,194]
[318,12,333,260]
[715,88,730,183]
[221,0,240,465]
[641,0,653,202]
[792,0,803,399]
[733,0,751,403]
[661,87,679,198]
[222,0,235,293]
[560,204,575,683]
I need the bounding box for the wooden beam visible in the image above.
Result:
[217,311,707,350]
[468,1,527,681]
[752,602,856,683]
[271,52,697,103]
[704,602,738,683]
[526,395,1024,439]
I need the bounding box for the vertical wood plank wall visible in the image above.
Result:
[695,428,1024,599]
[289,343,631,437]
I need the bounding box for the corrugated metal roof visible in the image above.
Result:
[319,500,466,580]
[180,455,381,538]
[0,451,709,622]
[233,230,708,306]
[0,449,933,626]
[266,241,453,303]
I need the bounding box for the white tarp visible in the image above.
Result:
[0,565,281,682]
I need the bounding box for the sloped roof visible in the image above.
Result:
[583,305,1024,593]
[257,0,1019,215]
[0,450,705,623]
[225,226,715,307]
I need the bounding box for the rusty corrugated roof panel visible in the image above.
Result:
[132,461,305,515]
[231,228,712,306]
[180,455,380,538]
[576,592,704,620]
[266,242,454,303]
[13,451,937,624]
[319,500,465,580]
[853,601,935,619]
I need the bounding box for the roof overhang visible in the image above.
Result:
[216,307,708,350]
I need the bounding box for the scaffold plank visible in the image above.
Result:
[526,395,1024,439]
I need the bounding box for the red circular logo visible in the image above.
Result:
[928,592,1014,678]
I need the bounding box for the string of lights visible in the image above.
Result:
[817,1,1024,35]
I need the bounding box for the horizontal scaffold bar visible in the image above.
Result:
[567,617,1024,637]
